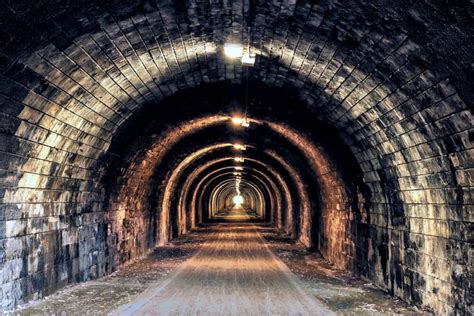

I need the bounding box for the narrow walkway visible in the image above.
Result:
[113,222,333,315]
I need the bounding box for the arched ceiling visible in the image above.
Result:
[0,1,472,314]
[0,0,471,196]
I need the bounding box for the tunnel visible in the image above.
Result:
[0,0,472,314]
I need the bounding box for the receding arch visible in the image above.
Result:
[0,2,471,313]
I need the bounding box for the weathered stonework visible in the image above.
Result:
[0,1,472,314]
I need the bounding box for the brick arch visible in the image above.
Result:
[0,1,472,313]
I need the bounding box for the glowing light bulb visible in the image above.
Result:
[233,144,246,151]
[231,117,244,125]
[224,43,244,58]
[234,166,243,171]
[230,116,250,127]
[234,157,244,163]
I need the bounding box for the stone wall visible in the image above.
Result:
[0,0,472,313]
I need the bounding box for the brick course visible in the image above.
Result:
[0,1,472,314]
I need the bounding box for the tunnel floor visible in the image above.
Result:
[15,213,419,315]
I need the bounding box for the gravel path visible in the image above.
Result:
[113,222,333,316]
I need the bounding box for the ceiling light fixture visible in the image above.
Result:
[224,43,244,58]
[230,116,250,127]
[233,144,246,151]
[241,53,256,67]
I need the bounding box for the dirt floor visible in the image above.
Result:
[260,227,421,315]
[15,221,420,315]
[113,223,333,315]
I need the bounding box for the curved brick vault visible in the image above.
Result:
[0,0,472,314]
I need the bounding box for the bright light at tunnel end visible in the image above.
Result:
[232,195,244,206]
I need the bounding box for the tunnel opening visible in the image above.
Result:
[78,81,380,314]
[0,1,472,314]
